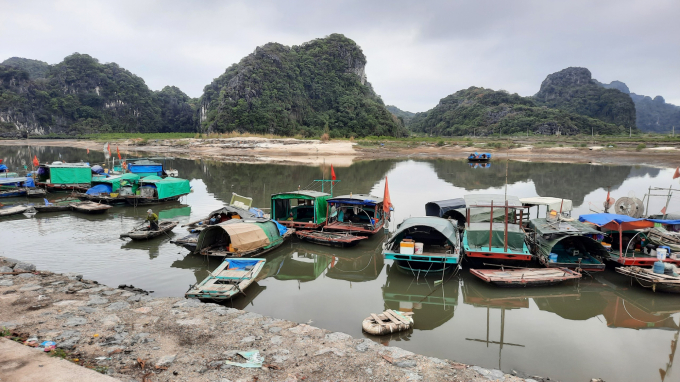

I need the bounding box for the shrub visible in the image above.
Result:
[320,133,330,142]
[436,140,445,147]
[636,143,646,151]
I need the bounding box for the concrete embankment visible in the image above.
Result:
[0,257,546,382]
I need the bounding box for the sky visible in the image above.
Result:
[1,0,679,112]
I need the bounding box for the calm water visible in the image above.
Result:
[1,144,679,382]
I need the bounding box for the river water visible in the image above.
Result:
[1,144,678,382]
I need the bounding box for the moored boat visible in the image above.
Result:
[467,152,491,162]
[0,204,33,217]
[271,190,331,230]
[185,258,266,300]
[35,198,81,212]
[296,230,368,247]
[616,266,680,293]
[362,309,414,335]
[69,201,112,214]
[182,193,258,232]
[120,221,179,240]
[77,173,141,204]
[324,194,385,235]
[124,176,191,206]
[469,267,582,287]
[36,162,92,192]
[194,219,294,257]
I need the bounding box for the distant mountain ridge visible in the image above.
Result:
[386,105,415,126]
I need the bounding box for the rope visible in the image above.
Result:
[622,300,668,324]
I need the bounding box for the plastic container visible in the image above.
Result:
[653,261,665,274]
[657,248,668,260]
[549,253,558,263]
[414,243,424,254]
[601,243,611,252]
[400,241,415,255]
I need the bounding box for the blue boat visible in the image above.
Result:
[0,177,37,198]
[383,217,461,273]
[467,152,491,162]
[185,258,266,300]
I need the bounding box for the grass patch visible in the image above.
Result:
[636,143,646,151]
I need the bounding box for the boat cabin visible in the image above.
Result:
[462,194,532,263]
[325,194,384,235]
[81,173,140,204]
[36,162,92,191]
[425,198,466,227]
[0,177,34,198]
[383,217,461,272]
[271,190,330,230]
[194,219,290,257]
[124,175,191,205]
[520,197,573,219]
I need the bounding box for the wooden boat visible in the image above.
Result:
[27,188,47,198]
[271,190,331,230]
[120,221,179,240]
[616,266,680,293]
[36,162,92,192]
[362,309,414,335]
[69,201,112,214]
[0,177,32,198]
[0,205,32,217]
[324,194,386,235]
[77,173,141,205]
[468,152,491,162]
[35,198,81,212]
[296,230,368,247]
[195,219,295,258]
[171,232,200,252]
[185,258,266,300]
[124,176,190,206]
[469,267,582,287]
[182,195,258,232]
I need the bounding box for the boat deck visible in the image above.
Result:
[608,252,680,266]
[186,259,265,299]
[470,267,582,287]
[324,221,383,235]
[384,247,459,265]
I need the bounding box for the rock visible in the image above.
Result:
[19,284,42,291]
[272,355,289,363]
[222,350,239,358]
[106,301,130,311]
[156,354,177,367]
[235,312,263,322]
[268,326,282,333]
[356,339,377,352]
[101,333,127,346]
[241,336,256,343]
[14,262,36,272]
[133,307,152,314]
[525,379,539,382]
[395,360,417,368]
[381,346,415,360]
[0,321,19,329]
[172,299,202,308]
[428,357,447,365]
[176,318,204,326]
[56,330,81,340]
[100,315,121,326]
[17,273,36,279]
[325,332,353,342]
[87,296,109,305]
[488,369,505,381]
[314,347,345,357]
[270,336,283,345]
[287,324,316,334]
[0,266,13,273]
[78,306,98,313]
[2,258,20,267]
[0,279,14,286]
[102,290,123,296]
[127,295,142,302]
[58,337,80,349]
[211,307,238,316]
[53,300,83,307]
[131,332,153,344]
[64,317,87,327]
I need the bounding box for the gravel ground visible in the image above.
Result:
[0,256,551,382]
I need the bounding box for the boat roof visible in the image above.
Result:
[272,190,330,199]
[0,177,28,184]
[387,217,458,246]
[128,160,162,165]
[520,197,573,211]
[528,218,600,235]
[94,173,140,184]
[42,162,90,168]
[425,198,466,217]
[464,194,522,208]
[208,206,257,218]
[329,194,383,204]
[578,213,654,231]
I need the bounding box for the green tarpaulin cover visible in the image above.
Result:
[95,173,140,192]
[140,176,191,199]
[50,166,91,184]
[527,218,607,258]
[465,222,526,251]
[271,191,331,225]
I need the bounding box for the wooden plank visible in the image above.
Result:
[370,313,386,326]
[385,310,410,325]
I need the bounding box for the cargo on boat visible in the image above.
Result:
[383,217,461,272]
[362,309,414,335]
[69,201,112,214]
[185,258,266,300]
[271,190,331,230]
[182,193,259,233]
[616,266,680,293]
[194,219,293,257]
[120,221,179,240]
[646,216,680,253]
[78,173,141,204]
[127,157,178,178]
[296,230,368,247]
[124,176,190,206]
[324,194,385,235]
[36,162,92,192]
[469,267,582,287]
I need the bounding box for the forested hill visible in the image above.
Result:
[0,54,197,137]
[534,67,636,130]
[198,34,406,138]
[386,105,415,126]
[597,80,680,133]
[1,57,50,79]
[408,87,627,136]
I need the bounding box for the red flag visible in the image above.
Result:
[330,164,336,185]
[122,161,127,170]
[662,206,667,214]
[117,146,121,160]
[0,159,3,164]
[674,167,680,179]
[107,143,111,156]
[383,177,392,214]
[87,148,90,154]
[32,155,39,167]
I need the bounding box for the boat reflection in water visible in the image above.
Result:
[377,263,459,344]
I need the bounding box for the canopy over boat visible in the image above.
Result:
[520,197,573,212]
[578,213,654,232]
[37,162,92,184]
[464,194,522,208]
[128,160,164,177]
[648,218,680,225]
[271,190,331,226]
[328,194,383,205]
[0,177,29,185]
[138,176,191,199]
[195,219,287,254]
[386,217,458,247]
[527,218,608,270]
[425,198,466,218]
[465,222,526,252]
[88,173,140,193]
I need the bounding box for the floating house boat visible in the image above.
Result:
[324,194,385,235]
[271,190,331,230]
[525,218,608,272]
[185,258,266,300]
[124,176,191,206]
[0,177,32,198]
[520,197,573,219]
[383,217,461,272]
[616,266,680,294]
[78,173,141,204]
[579,213,680,266]
[462,195,532,264]
[183,193,258,232]
[194,219,293,258]
[35,198,81,213]
[425,198,467,227]
[36,162,92,192]
[127,159,165,177]
[468,152,491,162]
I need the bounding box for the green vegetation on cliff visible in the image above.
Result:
[1,57,50,79]
[199,34,405,138]
[408,87,626,136]
[386,105,415,126]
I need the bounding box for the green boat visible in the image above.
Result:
[124,175,191,205]
[77,173,141,204]
[36,162,92,192]
[271,190,331,230]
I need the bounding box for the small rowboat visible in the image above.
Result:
[467,152,491,162]
[362,309,414,335]
[616,266,680,293]
[0,205,32,217]
[185,258,266,300]
[35,198,81,213]
[469,267,582,287]
[27,188,47,198]
[120,221,179,240]
[296,230,368,248]
[69,201,112,214]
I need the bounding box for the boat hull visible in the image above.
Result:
[323,220,384,236]
[470,267,582,287]
[296,231,368,248]
[121,221,179,240]
[185,258,265,300]
[124,195,183,206]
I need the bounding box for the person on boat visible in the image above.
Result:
[287,212,294,221]
[146,209,159,230]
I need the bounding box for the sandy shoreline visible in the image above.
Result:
[1,138,679,167]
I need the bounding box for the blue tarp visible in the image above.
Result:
[648,219,680,225]
[91,165,104,174]
[273,221,288,236]
[329,199,378,206]
[129,164,163,176]
[86,184,112,195]
[0,164,7,172]
[24,178,35,187]
[249,207,265,218]
[578,213,645,226]
[227,259,262,270]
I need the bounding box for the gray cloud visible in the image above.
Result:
[1,0,678,112]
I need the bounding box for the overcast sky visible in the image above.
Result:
[2,0,678,112]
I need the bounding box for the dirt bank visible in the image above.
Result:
[2,138,678,167]
[0,257,548,382]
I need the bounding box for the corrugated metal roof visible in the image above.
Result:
[329,194,383,203]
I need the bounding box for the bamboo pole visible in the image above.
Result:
[504,201,508,252]
[489,200,494,251]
